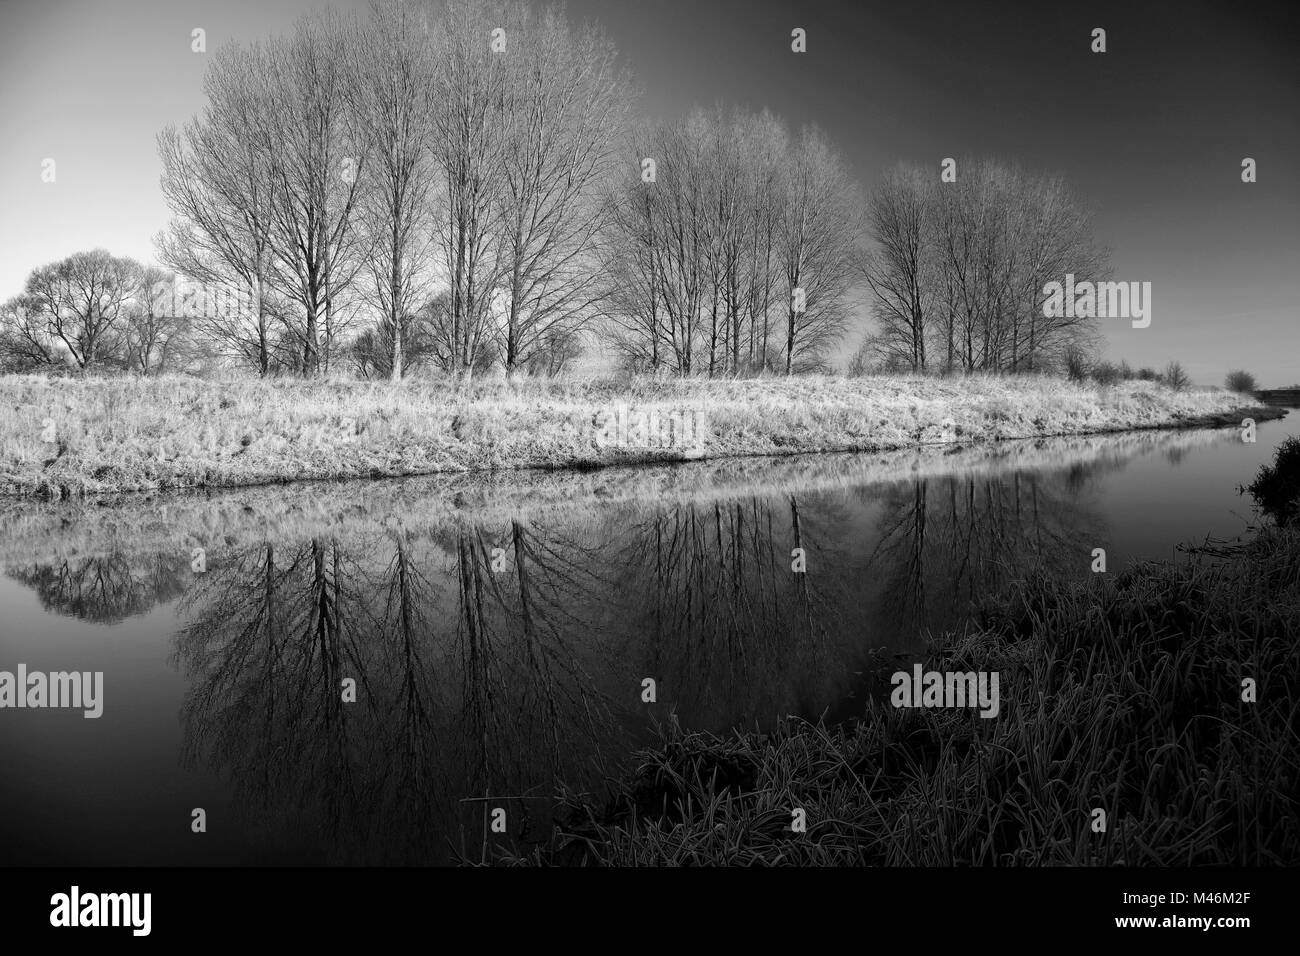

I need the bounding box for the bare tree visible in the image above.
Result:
[492,4,631,374]
[1014,171,1108,371]
[158,42,276,375]
[426,0,513,376]
[23,249,140,370]
[862,164,931,372]
[735,110,788,372]
[778,126,860,374]
[253,10,369,376]
[615,114,712,374]
[598,137,667,371]
[1162,360,1190,391]
[421,289,499,373]
[600,109,859,376]
[346,0,438,382]
[123,265,191,374]
[0,294,60,371]
[923,159,1107,374]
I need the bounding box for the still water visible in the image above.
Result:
[0,417,1292,865]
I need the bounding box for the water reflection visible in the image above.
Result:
[168,529,618,863]
[6,553,189,623]
[0,423,1287,863]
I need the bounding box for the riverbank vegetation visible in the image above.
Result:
[506,548,1300,866]
[0,372,1273,497]
[499,440,1300,866]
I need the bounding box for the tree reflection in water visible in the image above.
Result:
[4,428,1233,862]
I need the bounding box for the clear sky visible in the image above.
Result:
[1,0,1297,384]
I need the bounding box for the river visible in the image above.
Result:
[0,416,1292,864]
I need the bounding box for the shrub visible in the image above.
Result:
[1225,369,1257,394]
[1248,436,1300,527]
[846,340,872,377]
[1064,347,1089,382]
[1162,361,1189,391]
[1091,361,1121,386]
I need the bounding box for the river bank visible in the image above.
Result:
[0,425,1247,564]
[504,522,1300,866]
[0,372,1282,498]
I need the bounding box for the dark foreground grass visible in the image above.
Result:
[1250,436,1300,527]
[503,526,1300,866]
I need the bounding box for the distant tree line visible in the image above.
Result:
[3,1,1130,382]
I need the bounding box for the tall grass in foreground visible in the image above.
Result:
[501,526,1300,866]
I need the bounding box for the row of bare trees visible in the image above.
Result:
[154,0,631,380]
[1,3,1111,380]
[152,0,867,379]
[860,159,1109,374]
[600,108,861,375]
